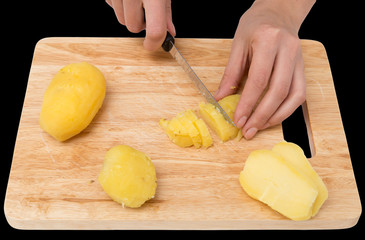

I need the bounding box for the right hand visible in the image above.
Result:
[106,0,176,51]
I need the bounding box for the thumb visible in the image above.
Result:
[143,0,167,51]
[166,0,176,36]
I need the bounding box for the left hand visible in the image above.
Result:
[215,0,315,139]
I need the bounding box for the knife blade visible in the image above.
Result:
[162,32,237,128]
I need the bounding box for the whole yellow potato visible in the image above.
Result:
[40,62,106,141]
[98,145,157,208]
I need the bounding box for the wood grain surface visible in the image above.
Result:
[4,37,361,229]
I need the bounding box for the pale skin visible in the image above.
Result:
[106,0,316,140]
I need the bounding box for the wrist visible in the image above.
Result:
[252,0,316,33]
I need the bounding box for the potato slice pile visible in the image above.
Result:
[160,94,241,148]
[160,109,213,148]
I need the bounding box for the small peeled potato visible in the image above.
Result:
[40,62,106,141]
[98,145,157,208]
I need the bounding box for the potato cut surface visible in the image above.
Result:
[272,142,328,217]
[160,109,212,148]
[199,94,240,142]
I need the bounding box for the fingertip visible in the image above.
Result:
[126,24,145,34]
[243,127,257,140]
[214,88,223,101]
[236,116,247,129]
[105,0,112,7]
[168,23,176,37]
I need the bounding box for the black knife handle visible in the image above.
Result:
[162,31,175,52]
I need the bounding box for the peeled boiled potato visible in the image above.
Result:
[199,94,240,142]
[272,142,328,217]
[98,145,157,208]
[160,109,213,148]
[40,62,106,141]
[239,141,328,221]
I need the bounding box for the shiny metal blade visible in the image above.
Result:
[168,43,236,127]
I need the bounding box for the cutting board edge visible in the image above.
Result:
[3,213,362,230]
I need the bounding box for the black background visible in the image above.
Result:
[1,0,364,237]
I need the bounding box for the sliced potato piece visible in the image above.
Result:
[198,94,240,142]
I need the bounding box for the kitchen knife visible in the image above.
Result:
[162,32,237,128]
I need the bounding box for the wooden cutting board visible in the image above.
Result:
[4,37,361,230]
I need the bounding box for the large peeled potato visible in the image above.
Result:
[239,141,328,221]
[272,142,328,217]
[40,62,106,141]
[98,145,157,208]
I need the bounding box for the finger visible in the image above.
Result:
[111,0,125,25]
[234,43,277,128]
[106,0,112,7]
[214,38,247,101]
[263,55,306,129]
[123,0,145,33]
[241,46,296,139]
[166,0,176,36]
[143,0,167,51]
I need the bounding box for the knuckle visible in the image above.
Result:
[235,99,254,120]
[260,24,280,37]
[117,16,126,25]
[126,24,144,33]
[146,27,166,42]
[252,112,271,129]
[276,89,289,102]
[251,72,269,91]
[273,82,291,101]
[295,88,307,104]
[239,101,254,113]
[286,37,302,57]
[252,24,281,46]
[266,117,281,129]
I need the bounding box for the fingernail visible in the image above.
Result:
[236,116,247,128]
[172,24,176,36]
[244,127,257,140]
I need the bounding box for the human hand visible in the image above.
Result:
[106,0,176,51]
[214,0,315,140]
